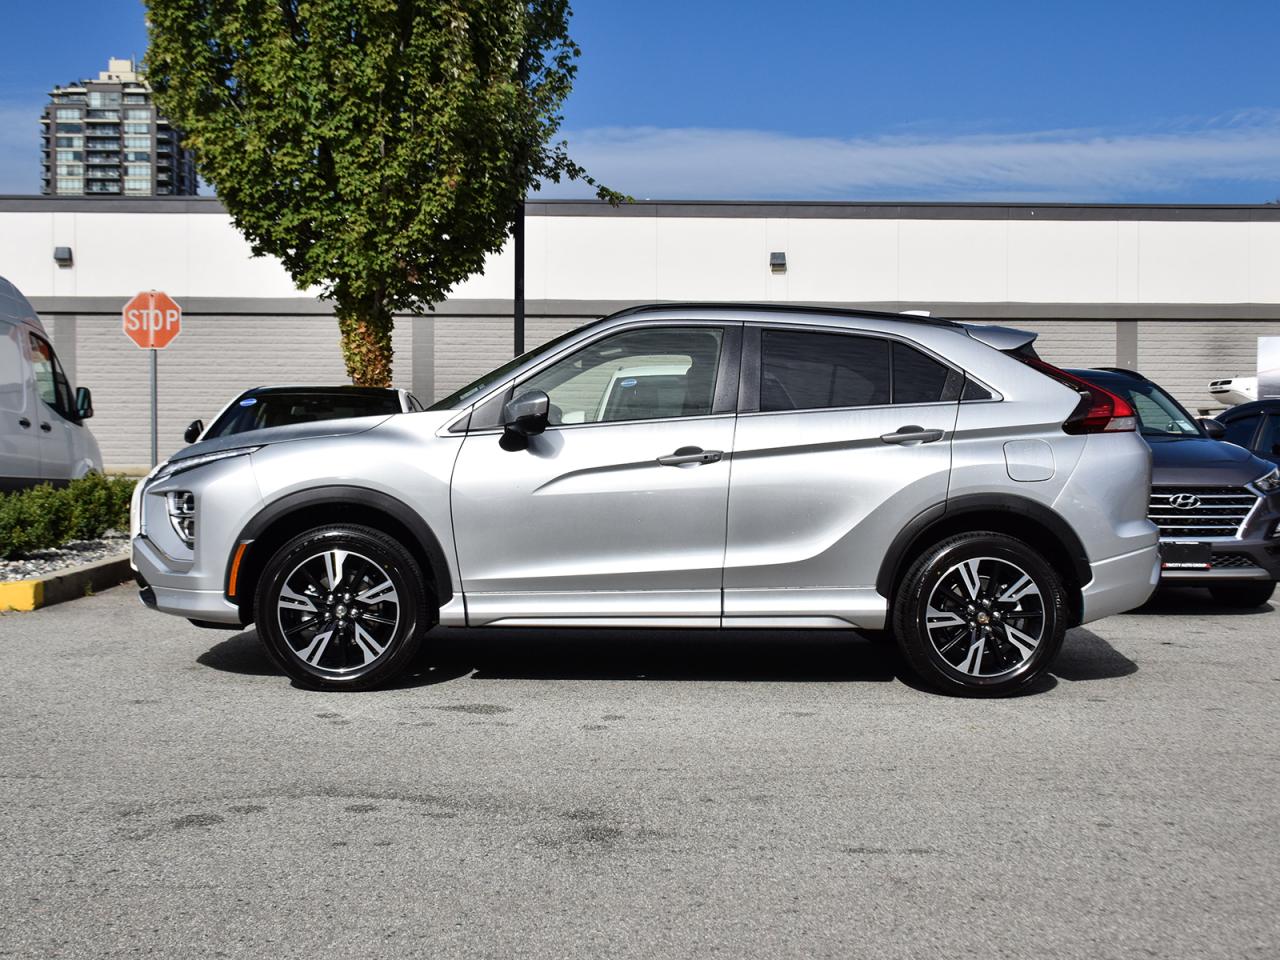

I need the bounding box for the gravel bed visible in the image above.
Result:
[0,531,130,583]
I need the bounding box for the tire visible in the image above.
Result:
[254,524,432,690]
[1207,581,1276,608]
[891,531,1068,697]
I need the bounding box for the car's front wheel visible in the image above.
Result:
[255,524,431,690]
[892,532,1068,697]
[1207,581,1276,608]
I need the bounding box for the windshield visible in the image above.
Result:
[1107,379,1202,438]
[428,320,600,410]
[205,392,401,439]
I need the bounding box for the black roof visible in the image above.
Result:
[240,385,400,397]
[1216,399,1280,420]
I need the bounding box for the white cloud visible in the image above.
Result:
[0,103,42,194]
[542,111,1280,202]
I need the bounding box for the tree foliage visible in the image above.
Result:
[145,0,618,385]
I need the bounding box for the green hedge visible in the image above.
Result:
[0,474,137,559]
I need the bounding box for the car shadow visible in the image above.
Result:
[1130,586,1275,617]
[196,624,1136,694]
[1052,627,1138,683]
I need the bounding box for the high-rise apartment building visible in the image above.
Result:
[41,58,197,197]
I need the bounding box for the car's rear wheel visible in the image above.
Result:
[1207,581,1275,608]
[892,532,1068,697]
[255,524,431,690]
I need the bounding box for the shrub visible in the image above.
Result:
[0,475,137,560]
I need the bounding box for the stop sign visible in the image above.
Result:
[122,291,182,349]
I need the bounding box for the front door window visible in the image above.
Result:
[518,327,724,426]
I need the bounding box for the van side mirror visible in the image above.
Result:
[1199,418,1226,440]
[74,386,93,420]
[500,390,550,451]
[184,419,204,444]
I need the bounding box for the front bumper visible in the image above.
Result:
[133,534,246,624]
[1158,537,1280,584]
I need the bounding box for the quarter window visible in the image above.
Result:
[519,327,723,426]
[759,329,889,412]
[892,342,962,404]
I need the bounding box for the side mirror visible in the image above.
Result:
[184,419,204,444]
[74,386,93,420]
[500,390,550,450]
[1199,418,1226,440]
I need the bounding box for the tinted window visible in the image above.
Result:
[204,392,402,439]
[760,330,889,412]
[892,342,958,404]
[961,378,993,401]
[520,327,723,426]
[1222,413,1260,449]
[1261,415,1280,457]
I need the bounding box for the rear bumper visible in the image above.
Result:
[1079,544,1161,623]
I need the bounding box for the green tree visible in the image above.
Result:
[145,0,618,386]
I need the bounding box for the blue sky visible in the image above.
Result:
[2,0,1278,201]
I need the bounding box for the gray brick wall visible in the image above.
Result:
[42,305,1278,470]
[1137,320,1280,413]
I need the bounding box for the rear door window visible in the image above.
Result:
[759,330,889,412]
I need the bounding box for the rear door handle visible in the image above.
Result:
[657,446,723,466]
[18,417,30,429]
[881,425,944,445]
[40,422,52,432]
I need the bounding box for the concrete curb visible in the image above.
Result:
[0,555,133,612]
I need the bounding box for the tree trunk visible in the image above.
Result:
[337,303,394,387]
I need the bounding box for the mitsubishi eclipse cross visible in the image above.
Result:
[131,304,1160,696]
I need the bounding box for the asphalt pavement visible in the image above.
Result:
[1,585,1277,959]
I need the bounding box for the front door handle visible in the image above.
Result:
[881,425,944,445]
[39,422,52,432]
[657,446,723,467]
[18,417,31,429]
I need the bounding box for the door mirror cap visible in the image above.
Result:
[74,386,94,420]
[184,419,204,444]
[1199,417,1227,440]
[500,390,550,450]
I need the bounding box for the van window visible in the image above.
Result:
[0,328,25,413]
[29,334,74,419]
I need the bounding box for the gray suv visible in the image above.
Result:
[131,305,1160,696]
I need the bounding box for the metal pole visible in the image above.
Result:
[150,347,157,466]
[513,199,525,356]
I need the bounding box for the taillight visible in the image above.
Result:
[1019,357,1137,434]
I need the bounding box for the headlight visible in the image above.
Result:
[150,446,260,484]
[1252,467,1280,495]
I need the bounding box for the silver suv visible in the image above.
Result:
[131,305,1160,696]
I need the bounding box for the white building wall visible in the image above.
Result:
[5,204,1280,305]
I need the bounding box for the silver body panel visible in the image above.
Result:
[132,305,1160,631]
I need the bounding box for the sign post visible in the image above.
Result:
[122,291,183,466]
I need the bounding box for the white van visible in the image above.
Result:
[0,275,101,490]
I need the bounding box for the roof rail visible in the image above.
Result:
[602,302,961,328]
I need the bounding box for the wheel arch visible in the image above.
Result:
[226,485,453,625]
[877,494,1090,626]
